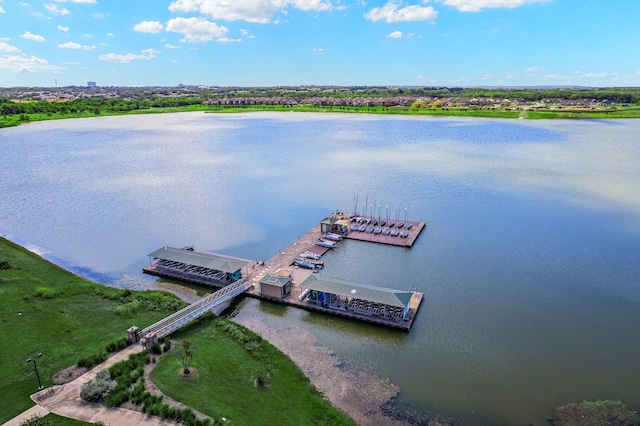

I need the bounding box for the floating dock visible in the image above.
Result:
[143,213,425,331]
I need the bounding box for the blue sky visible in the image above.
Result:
[1,0,638,88]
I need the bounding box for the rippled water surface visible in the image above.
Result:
[1,112,639,424]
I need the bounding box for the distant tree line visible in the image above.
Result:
[1,86,639,119]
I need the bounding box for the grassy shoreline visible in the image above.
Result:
[2,103,640,129]
[0,237,352,425]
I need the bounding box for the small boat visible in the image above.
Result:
[300,251,321,260]
[390,228,399,237]
[379,220,386,227]
[315,239,337,248]
[350,223,359,231]
[397,222,404,229]
[365,225,374,233]
[382,227,390,236]
[373,226,382,234]
[323,233,343,241]
[293,257,323,269]
[358,224,366,232]
[388,221,395,227]
[406,223,413,230]
[400,229,409,238]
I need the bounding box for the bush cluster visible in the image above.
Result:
[80,370,117,402]
[101,351,217,425]
[105,337,129,353]
[77,352,107,369]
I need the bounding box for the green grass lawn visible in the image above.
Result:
[150,317,355,426]
[0,238,354,425]
[0,238,184,423]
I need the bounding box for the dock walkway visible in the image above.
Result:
[143,217,425,332]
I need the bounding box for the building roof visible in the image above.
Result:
[148,246,249,274]
[300,274,412,308]
[260,273,291,288]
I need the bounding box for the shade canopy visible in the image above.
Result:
[300,274,412,308]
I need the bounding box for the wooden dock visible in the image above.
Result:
[242,225,424,331]
[144,217,425,332]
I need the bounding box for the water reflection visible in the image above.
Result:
[1,113,640,424]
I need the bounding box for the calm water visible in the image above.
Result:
[1,112,639,424]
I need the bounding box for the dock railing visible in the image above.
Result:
[140,280,253,341]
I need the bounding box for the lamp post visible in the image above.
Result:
[26,352,43,390]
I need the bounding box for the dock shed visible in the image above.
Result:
[299,274,413,320]
[144,246,250,287]
[320,212,350,235]
[258,273,293,299]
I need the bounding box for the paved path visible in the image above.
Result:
[3,344,176,426]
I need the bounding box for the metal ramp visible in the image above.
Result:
[140,280,253,341]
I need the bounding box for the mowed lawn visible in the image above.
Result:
[0,238,183,423]
[151,316,355,426]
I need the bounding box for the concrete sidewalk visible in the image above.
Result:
[3,344,176,426]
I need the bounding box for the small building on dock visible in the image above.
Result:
[299,274,414,321]
[144,246,251,288]
[258,273,293,299]
[320,213,350,235]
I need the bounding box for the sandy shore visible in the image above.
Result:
[232,315,411,426]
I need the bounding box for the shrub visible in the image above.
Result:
[163,339,172,353]
[19,414,52,426]
[105,337,129,353]
[80,370,117,402]
[77,351,107,369]
[32,287,57,299]
[0,259,12,270]
[150,342,162,355]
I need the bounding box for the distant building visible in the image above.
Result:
[87,82,97,88]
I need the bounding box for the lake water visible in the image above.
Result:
[1,112,639,425]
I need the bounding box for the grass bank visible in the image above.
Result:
[0,237,185,423]
[2,103,640,129]
[150,316,355,426]
[0,237,354,425]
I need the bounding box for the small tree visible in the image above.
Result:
[174,340,196,375]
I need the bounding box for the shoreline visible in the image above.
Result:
[2,236,425,425]
[2,103,640,130]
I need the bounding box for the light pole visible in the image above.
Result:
[26,352,43,390]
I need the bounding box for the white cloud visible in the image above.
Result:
[92,12,107,18]
[0,54,63,72]
[0,6,5,13]
[58,41,96,50]
[55,0,97,3]
[133,20,164,34]
[20,31,46,42]
[583,72,608,78]
[525,65,543,72]
[165,43,182,49]
[165,17,228,43]
[439,0,549,12]
[99,48,160,63]
[168,0,332,24]
[0,41,20,52]
[386,30,403,38]
[58,25,70,31]
[365,2,438,22]
[44,3,70,14]
[81,33,92,38]
[217,37,242,43]
[291,0,332,11]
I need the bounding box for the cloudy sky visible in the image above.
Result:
[1,0,638,87]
